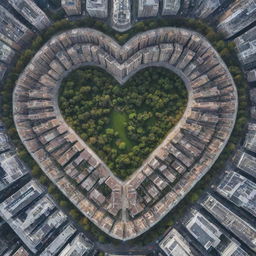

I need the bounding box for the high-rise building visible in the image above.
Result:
[0,5,33,50]
[0,63,7,81]
[62,0,82,16]
[12,247,30,256]
[58,233,94,255]
[112,0,131,31]
[40,225,77,256]
[217,0,256,38]
[159,228,198,256]
[217,171,256,217]
[8,0,51,31]
[193,0,228,19]
[138,0,159,18]
[0,41,15,64]
[86,0,108,18]
[235,26,256,70]
[247,69,256,82]
[185,209,249,255]
[162,0,181,16]
[201,194,256,252]
[0,152,28,191]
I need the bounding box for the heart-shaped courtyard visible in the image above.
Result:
[59,66,187,180]
[13,28,237,240]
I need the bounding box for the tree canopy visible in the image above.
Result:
[59,67,187,179]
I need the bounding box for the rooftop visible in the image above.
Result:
[185,210,221,250]
[159,228,197,256]
[217,170,256,217]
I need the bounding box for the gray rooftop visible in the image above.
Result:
[217,170,256,217]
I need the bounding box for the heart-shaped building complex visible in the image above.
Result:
[13,28,237,240]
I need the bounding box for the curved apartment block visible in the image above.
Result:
[13,28,238,240]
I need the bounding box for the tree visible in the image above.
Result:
[106,128,114,135]
[53,193,61,201]
[60,200,69,208]
[31,165,41,176]
[39,175,48,185]
[47,184,56,194]
[98,235,106,243]
[89,136,97,144]
[48,0,61,8]
[80,217,89,226]
[59,66,187,179]
[31,36,43,49]
[118,142,126,150]
[134,21,146,31]
[220,48,231,59]
[69,209,79,220]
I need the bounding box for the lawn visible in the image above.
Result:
[109,110,133,150]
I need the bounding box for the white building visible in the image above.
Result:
[159,228,197,256]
